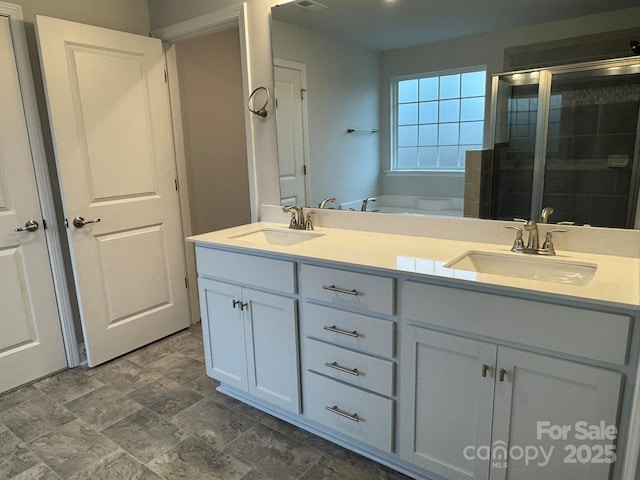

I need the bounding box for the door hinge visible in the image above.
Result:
[301,88,307,100]
[164,69,168,83]
[303,165,307,175]
[184,277,188,288]
[42,219,47,230]
[174,178,178,191]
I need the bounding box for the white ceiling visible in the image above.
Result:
[271,0,639,51]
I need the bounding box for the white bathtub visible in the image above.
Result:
[340,195,463,216]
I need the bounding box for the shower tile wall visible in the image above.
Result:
[491,88,537,221]
[545,83,640,227]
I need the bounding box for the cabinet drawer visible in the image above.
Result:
[195,247,295,294]
[303,372,394,453]
[300,264,394,315]
[303,338,394,397]
[403,282,631,365]
[302,303,394,358]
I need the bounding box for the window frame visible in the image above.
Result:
[390,65,487,173]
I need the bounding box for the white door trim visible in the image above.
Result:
[152,3,256,324]
[0,1,79,367]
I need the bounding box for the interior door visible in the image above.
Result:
[35,16,190,366]
[0,15,66,392]
[274,60,308,206]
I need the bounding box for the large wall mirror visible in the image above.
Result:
[270,0,640,228]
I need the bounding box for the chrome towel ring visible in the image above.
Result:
[247,86,270,117]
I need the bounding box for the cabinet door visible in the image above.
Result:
[244,289,300,413]
[492,348,622,480]
[399,327,497,480]
[198,279,248,390]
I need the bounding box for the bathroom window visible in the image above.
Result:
[392,68,486,171]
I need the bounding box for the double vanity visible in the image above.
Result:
[188,213,640,480]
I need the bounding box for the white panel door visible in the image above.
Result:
[274,60,308,206]
[492,347,622,480]
[0,15,66,392]
[35,16,190,366]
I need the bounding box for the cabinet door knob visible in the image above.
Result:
[499,368,508,382]
[481,364,490,378]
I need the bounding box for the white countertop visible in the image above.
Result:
[188,222,640,309]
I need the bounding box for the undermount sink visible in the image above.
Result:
[444,251,597,286]
[228,228,324,246]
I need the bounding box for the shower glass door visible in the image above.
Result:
[490,59,640,228]
[542,65,640,228]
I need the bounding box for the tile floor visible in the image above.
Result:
[0,323,411,480]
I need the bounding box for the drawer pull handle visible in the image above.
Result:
[325,405,360,422]
[481,364,490,378]
[324,361,360,376]
[499,368,508,382]
[322,284,359,296]
[323,325,359,338]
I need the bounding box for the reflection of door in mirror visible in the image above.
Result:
[274,59,309,206]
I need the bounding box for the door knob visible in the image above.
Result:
[15,220,39,232]
[72,216,101,228]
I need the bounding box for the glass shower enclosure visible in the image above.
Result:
[489,58,640,228]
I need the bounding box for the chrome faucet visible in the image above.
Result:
[523,220,540,250]
[361,197,376,211]
[505,219,567,255]
[319,197,336,209]
[282,206,313,230]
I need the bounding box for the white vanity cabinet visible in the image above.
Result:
[400,281,626,480]
[299,264,397,453]
[196,247,300,413]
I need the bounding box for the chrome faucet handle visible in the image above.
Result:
[541,228,568,255]
[305,211,314,230]
[504,225,524,252]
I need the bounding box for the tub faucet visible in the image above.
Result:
[319,197,336,209]
[361,197,376,211]
[282,206,307,230]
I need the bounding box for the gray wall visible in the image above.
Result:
[175,28,251,234]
